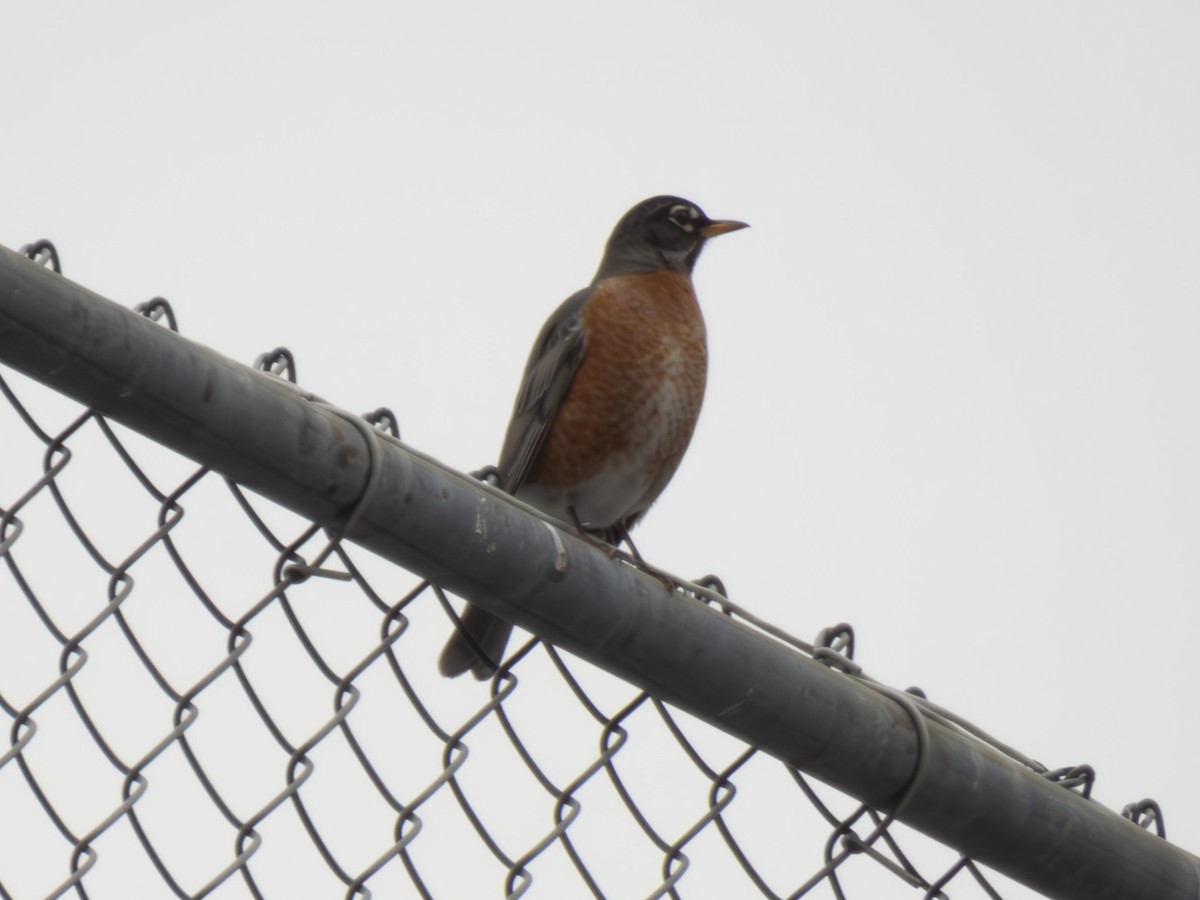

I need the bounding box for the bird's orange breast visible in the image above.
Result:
[528,269,707,520]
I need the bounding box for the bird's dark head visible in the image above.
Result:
[595,195,748,280]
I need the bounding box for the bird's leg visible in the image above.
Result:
[613,521,680,592]
[567,506,623,560]
[612,521,646,564]
[564,509,679,591]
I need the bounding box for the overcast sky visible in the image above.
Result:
[3,3,1199,898]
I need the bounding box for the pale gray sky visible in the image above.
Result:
[3,3,1199,898]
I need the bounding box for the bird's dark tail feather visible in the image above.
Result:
[438,604,515,680]
[438,510,634,679]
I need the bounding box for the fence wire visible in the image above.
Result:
[0,241,1176,899]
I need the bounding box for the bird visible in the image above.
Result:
[438,195,748,679]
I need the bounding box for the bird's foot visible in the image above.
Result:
[565,509,679,591]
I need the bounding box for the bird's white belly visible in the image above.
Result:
[518,455,656,528]
[518,361,697,529]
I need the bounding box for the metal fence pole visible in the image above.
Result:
[2,244,1197,900]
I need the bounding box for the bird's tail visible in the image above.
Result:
[437,604,514,680]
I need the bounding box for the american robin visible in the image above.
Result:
[438,195,748,679]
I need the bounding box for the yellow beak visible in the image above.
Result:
[700,219,750,238]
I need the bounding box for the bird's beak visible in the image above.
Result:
[700,219,750,238]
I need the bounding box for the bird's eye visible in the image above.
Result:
[668,204,698,232]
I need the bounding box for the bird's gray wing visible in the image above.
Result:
[439,287,592,680]
[496,285,592,492]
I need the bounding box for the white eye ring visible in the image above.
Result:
[668,204,699,232]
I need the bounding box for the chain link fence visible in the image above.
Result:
[0,241,1192,899]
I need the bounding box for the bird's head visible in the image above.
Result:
[595,195,748,279]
